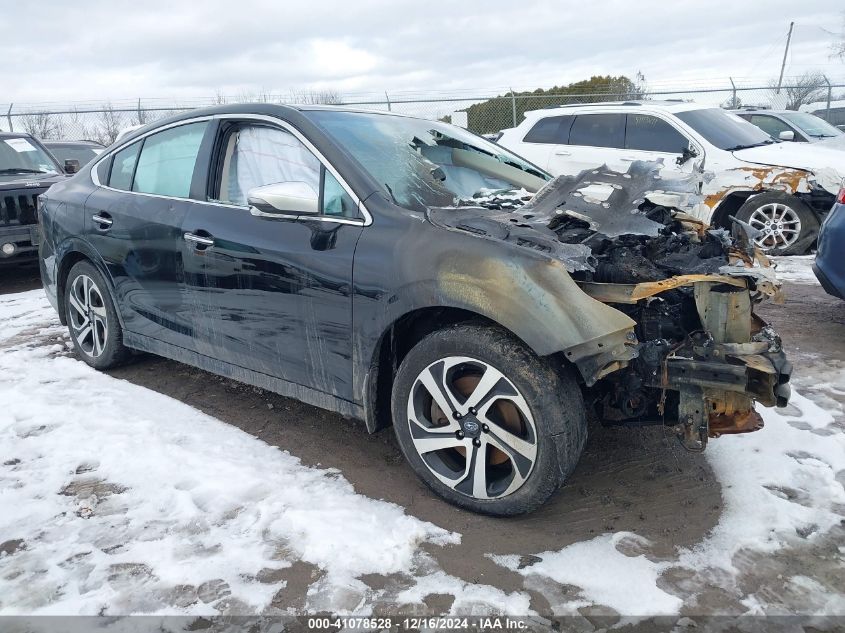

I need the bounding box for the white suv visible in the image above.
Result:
[498,101,845,254]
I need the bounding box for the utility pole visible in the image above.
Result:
[776,21,794,94]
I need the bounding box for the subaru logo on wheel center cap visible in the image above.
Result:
[462,418,480,435]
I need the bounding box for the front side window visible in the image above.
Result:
[217,125,320,206]
[108,141,141,191]
[625,114,689,153]
[523,115,573,144]
[568,113,625,149]
[749,115,793,139]
[132,122,208,197]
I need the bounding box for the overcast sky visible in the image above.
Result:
[4,0,844,107]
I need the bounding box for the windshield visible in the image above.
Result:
[46,145,103,166]
[307,110,549,211]
[675,108,774,151]
[779,111,842,139]
[0,136,61,175]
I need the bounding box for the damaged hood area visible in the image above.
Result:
[428,160,779,292]
[733,142,845,195]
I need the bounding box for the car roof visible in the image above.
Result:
[521,100,708,119]
[729,109,801,115]
[42,140,104,147]
[113,103,418,145]
[0,131,33,139]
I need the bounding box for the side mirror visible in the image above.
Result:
[247,182,319,217]
[676,146,699,166]
[64,159,80,174]
[778,130,795,142]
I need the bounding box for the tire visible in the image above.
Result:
[64,260,130,370]
[391,324,587,516]
[735,192,819,255]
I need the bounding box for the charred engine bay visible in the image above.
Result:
[429,161,791,450]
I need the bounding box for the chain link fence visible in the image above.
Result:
[4,79,845,144]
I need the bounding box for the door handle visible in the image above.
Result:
[92,213,113,228]
[183,232,215,247]
[554,150,572,156]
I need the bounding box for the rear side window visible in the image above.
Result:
[569,113,625,148]
[523,115,573,144]
[132,122,208,197]
[108,141,141,191]
[625,114,689,153]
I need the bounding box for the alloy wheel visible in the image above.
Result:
[406,356,538,500]
[747,202,801,250]
[68,274,109,358]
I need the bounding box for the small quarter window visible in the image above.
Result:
[108,141,141,191]
[321,168,357,217]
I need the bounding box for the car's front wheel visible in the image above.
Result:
[735,192,819,255]
[391,324,586,516]
[64,260,130,370]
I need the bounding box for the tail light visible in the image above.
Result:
[837,188,845,205]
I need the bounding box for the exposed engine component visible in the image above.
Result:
[428,160,791,452]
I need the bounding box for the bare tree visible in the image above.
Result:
[20,111,64,139]
[832,12,844,59]
[770,71,827,110]
[94,104,123,145]
[66,108,96,140]
[288,89,343,105]
[721,94,742,109]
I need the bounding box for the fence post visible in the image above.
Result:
[823,75,832,121]
[510,88,517,127]
[385,91,391,112]
[6,104,12,132]
[729,77,737,109]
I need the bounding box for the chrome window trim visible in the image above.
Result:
[89,113,372,227]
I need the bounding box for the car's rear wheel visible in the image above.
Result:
[64,260,130,370]
[391,324,586,516]
[735,192,819,255]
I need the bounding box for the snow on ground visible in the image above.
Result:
[771,255,820,285]
[494,371,845,618]
[2,282,844,619]
[0,290,531,616]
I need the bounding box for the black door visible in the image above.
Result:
[181,121,364,400]
[84,121,211,349]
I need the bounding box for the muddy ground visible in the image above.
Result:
[2,264,843,616]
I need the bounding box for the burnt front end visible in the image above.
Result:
[581,276,791,451]
[0,187,45,264]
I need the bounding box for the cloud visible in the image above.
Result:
[2,0,843,107]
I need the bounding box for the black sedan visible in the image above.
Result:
[38,104,791,515]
